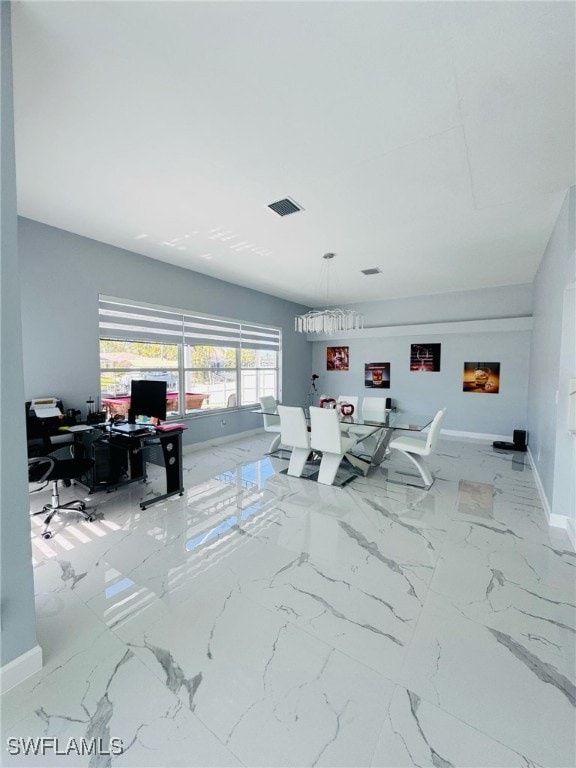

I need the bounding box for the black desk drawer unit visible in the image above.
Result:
[73,427,184,508]
[76,436,130,492]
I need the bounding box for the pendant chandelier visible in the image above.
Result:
[295,253,364,334]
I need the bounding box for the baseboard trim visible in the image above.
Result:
[441,429,511,442]
[525,446,568,534]
[566,517,576,550]
[0,644,43,694]
[182,428,263,455]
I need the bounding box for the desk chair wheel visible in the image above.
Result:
[42,531,53,540]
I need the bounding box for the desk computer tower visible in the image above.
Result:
[78,437,128,492]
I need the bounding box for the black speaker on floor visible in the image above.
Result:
[493,429,528,452]
[513,429,528,451]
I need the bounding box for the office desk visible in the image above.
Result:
[139,428,185,510]
[74,426,185,509]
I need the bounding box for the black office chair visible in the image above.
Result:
[29,446,96,539]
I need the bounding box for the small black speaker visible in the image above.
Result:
[385,397,393,409]
[493,429,528,452]
[513,430,528,451]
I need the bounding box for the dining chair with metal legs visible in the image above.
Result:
[309,406,361,485]
[277,405,311,478]
[388,407,447,488]
[259,395,282,453]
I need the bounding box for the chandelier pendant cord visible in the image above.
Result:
[295,253,364,334]
[324,252,333,309]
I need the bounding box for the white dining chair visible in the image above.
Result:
[361,396,389,422]
[388,408,447,488]
[347,395,389,440]
[259,396,282,453]
[277,405,311,477]
[309,406,361,485]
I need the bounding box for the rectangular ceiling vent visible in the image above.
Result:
[267,197,303,217]
[361,267,382,275]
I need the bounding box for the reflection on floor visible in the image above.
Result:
[3,434,575,767]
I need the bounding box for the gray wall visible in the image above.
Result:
[312,331,530,438]
[310,284,532,438]
[18,218,312,446]
[18,217,537,443]
[0,2,39,668]
[529,186,576,528]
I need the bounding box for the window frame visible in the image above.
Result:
[99,297,281,420]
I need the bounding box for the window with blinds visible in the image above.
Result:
[99,296,281,418]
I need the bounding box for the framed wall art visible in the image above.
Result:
[463,362,500,393]
[364,362,390,388]
[410,343,441,372]
[326,346,349,371]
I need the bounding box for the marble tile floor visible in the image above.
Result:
[2,434,575,768]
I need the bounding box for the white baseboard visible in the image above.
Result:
[525,446,572,537]
[441,429,511,442]
[182,428,263,455]
[566,517,576,550]
[0,644,43,694]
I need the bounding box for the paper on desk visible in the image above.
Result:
[31,406,62,418]
[68,425,94,432]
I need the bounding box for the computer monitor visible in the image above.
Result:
[128,379,167,424]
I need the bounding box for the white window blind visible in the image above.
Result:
[99,296,281,351]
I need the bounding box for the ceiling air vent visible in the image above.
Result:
[267,197,303,216]
[361,267,382,275]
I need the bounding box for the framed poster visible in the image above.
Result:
[410,343,441,372]
[364,362,390,388]
[463,362,500,393]
[326,346,349,371]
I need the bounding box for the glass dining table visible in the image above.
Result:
[342,410,434,475]
[253,406,434,477]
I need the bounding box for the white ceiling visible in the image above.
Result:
[12,0,575,307]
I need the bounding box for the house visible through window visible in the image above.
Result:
[99,297,280,419]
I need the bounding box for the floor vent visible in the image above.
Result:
[267,198,303,216]
[361,267,382,275]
